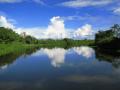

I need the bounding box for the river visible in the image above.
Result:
[0,46,120,90]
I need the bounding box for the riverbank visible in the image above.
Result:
[0,43,39,56]
[0,40,94,56]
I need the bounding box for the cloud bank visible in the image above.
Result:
[0,15,94,39]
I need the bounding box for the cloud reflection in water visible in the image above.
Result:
[37,46,95,67]
[41,48,66,67]
[73,46,94,58]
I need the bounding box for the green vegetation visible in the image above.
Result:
[0,27,94,45]
[95,24,120,50]
[0,27,39,56]
[1,24,120,56]
[38,39,94,47]
[1,24,120,68]
[0,27,94,56]
[0,27,39,44]
[0,47,38,68]
[0,27,20,43]
[24,35,39,44]
[0,43,39,56]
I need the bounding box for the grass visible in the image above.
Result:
[0,40,95,56]
[0,43,39,56]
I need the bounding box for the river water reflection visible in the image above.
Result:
[0,46,120,90]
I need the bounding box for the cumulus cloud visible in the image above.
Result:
[15,16,94,39]
[58,0,113,8]
[0,15,94,39]
[45,16,67,39]
[0,16,14,29]
[15,16,68,39]
[73,24,93,39]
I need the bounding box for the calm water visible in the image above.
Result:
[0,46,120,90]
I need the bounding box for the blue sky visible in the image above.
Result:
[0,0,120,39]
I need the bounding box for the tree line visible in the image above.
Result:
[0,27,38,44]
[95,24,120,49]
[0,27,94,46]
[1,24,120,48]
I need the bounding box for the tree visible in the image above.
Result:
[0,27,20,43]
[111,24,120,38]
[25,35,38,44]
[95,24,120,49]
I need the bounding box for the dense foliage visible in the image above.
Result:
[0,27,20,43]
[24,35,38,44]
[38,38,94,47]
[0,27,38,44]
[95,24,120,49]
[0,27,94,46]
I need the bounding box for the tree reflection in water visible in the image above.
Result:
[95,48,120,68]
[0,46,120,90]
[0,47,39,70]
[0,46,120,70]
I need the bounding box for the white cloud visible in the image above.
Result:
[0,65,8,70]
[45,16,67,39]
[73,46,94,58]
[113,7,120,15]
[15,16,68,39]
[16,27,46,38]
[0,0,22,3]
[73,24,93,38]
[15,16,94,39]
[32,48,66,67]
[0,16,14,29]
[59,0,113,8]
[31,46,95,67]
[41,48,66,67]
[0,15,94,39]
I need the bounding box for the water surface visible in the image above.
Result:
[0,46,120,90]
